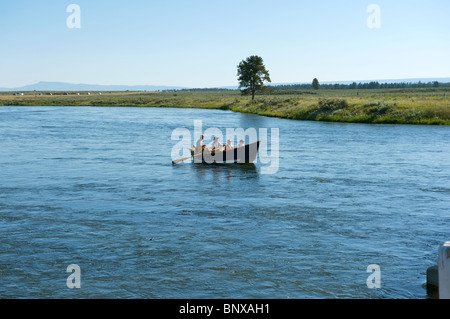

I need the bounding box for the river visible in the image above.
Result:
[0,106,449,298]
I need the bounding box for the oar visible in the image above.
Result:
[172,148,220,164]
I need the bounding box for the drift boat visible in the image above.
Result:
[189,141,260,164]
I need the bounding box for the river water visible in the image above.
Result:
[0,106,449,299]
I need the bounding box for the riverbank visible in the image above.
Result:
[1,88,449,125]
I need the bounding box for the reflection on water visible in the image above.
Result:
[191,163,258,182]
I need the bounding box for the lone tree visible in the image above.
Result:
[312,78,320,90]
[237,55,271,101]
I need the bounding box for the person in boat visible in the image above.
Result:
[211,136,222,151]
[195,134,205,153]
[226,139,234,150]
[238,139,245,148]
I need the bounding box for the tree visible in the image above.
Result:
[312,78,320,90]
[237,55,271,101]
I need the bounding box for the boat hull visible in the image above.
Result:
[191,141,260,164]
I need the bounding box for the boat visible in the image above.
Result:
[189,141,260,164]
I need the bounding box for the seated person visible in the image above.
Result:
[226,139,234,150]
[211,136,222,151]
[194,134,205,153]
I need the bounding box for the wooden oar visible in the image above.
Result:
[172,148,220,164]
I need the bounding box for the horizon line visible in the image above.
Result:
[1,76,450,91]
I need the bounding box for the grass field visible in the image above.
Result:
[1,87,449,125]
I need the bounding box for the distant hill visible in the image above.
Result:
[1,78,449,92]
[0,81,186,92]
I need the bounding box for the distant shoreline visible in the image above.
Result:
[1,88,449,125]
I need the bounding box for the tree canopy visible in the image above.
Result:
[267,81,450,91]
[237,55,271,100]
[312,78,320,90]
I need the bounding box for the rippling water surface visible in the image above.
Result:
[0,106,449,298]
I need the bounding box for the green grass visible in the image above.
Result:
[1,88,449,125]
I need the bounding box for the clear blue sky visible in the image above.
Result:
[1,0,449,88]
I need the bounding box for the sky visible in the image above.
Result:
[0,0,449,88]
